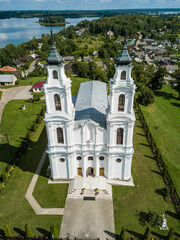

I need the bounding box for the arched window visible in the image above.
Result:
[121,71,126,80]
[54,94,61,111]
[57,128,64,144]
[88,156,93,160]
[53,70,58,79]
[118,94,125,112]
[116,128,124,145]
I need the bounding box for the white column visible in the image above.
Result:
[95,155,99,177]
[83,155,86,177]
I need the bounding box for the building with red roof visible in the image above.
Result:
[32,81,46,92]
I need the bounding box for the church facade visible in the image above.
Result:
[43,32,136,181]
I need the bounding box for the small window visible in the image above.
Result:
[99,156,104,161]
[77,156,82,160]
[53,70,58,79]
[60,158,65,162]
[88,156,93,160]
[54,94,61,111]
[118,94,125,112]
[117,128,124,145]
[116,158,122,163]
[57,128,64,144]
[121,71,126,80]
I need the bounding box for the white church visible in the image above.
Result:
[43,31,136,182]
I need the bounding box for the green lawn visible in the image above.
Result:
[0,127,62,237]
[33,156,68,208]
[0,91,2,101]
[113,110,180,239]
[0,100,45,177]
[140,85,180,195]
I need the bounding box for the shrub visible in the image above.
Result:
[32,122,37,132]
[167,227,174,240]
[50,224,58,239]
[4,224,12,237]
[161,187,170,197]
[144,225,151,240]
[148,211,161,227]
[25,224,34,239]
[37,115,42,124]
[119,227,126,240]
[137,86,155,106]
[2,170,9,183]
[170,184,175,194]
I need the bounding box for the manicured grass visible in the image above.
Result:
[33,156,68,208]
[74,36,104,50]
[0,127,62,236]
[0,100,45,175]
[140,85,180,195]
[113,110,180,238]
[71,76,90,95]
[0,91,2,101]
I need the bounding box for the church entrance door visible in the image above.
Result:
[87,167,94,176]
[77,168,82,176]
[99,168,104,176]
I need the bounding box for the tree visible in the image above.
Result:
[50,224,58,239]
[98,71,108,83]
[144,225,151,240]
[2,170,9,183]
[25,224,34,239]
[137,86,155,106]
[3,224,12,237]
[167,227,174,240]
[150,67,167,93]
[172,67,180,99]
[119,227,126,240]
[88,61,99,80]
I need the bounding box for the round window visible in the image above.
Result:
[77,156,82,160]
[99,156,104,161]
[116,158,122,163]
[60,158,65,162]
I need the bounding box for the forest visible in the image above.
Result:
[38,16,66,26]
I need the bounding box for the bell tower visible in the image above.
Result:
[107,35,136,180]
[43,30,74,180]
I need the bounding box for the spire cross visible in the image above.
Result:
[50,28,54,46]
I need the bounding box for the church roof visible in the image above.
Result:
[75,81,108,128]
[46,30,63,65]
[116,39,132,66]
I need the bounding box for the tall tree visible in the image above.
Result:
[172,67,180,99]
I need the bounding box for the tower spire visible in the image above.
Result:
[46,29,63,65]
[116,30,132,66]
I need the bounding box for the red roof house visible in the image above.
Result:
[32,81,46,92]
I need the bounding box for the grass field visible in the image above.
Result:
[113,110,180,239]
[0,127,62,237]
[140,85,180,195]
[33,156,68,208]
[0,91,2,101]
[0,100,45,177]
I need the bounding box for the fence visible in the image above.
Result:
[134,98,180,212]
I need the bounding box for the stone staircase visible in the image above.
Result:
[67,176,112,199]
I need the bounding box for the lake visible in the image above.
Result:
[0,17,99,48]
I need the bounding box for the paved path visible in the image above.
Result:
[25,148,64,215]
[25,60,37,76]
[60,198,115,240]
[0,86,32,123]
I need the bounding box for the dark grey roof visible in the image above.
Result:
[116,42,132,66]
[75,81,108,128]
[46,30,63,65]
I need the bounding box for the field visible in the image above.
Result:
[0,91,2,100]
[140,85,180,195]
[113,110,180,238]
[0,100,45,179]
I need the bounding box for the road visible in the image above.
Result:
[25,59,37,76]
[0,86,32,123]
[135,34,142,50]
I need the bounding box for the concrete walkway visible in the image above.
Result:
[25,148,64,215]
[60,198,115,240]
[25,60,37,76]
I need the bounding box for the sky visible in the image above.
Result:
[0,0,180,10]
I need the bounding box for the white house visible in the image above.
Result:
[43,31,136,182]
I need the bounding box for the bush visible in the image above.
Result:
[119,227,126,240]
[144,225,151,240]
[137,86,155,106]
[148,211,161,227]
[25,224,34,239]
[50,224,58,239]
[3,224,12,237]
[32,122,37,132]
[167,227,174,240]
[2,170,9,183]
[161,187,170,197]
